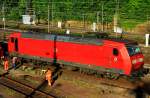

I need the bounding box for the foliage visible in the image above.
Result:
[0,0,150,29]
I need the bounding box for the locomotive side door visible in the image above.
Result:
[14,38,18,52]
[10,37,18,52]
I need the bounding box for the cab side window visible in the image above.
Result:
[113,48,119,56]
[11,37,14,43]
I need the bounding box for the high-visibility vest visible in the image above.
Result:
[46,70,52,80]
[4,61,8,66]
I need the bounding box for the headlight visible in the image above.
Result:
[138,58,143,62]
[132,59,137,64]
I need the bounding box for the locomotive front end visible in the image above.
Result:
[126,45,148,76]
[127,45,144,70]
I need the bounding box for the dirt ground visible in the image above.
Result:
[0,65,140,98]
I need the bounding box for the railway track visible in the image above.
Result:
[20,63,147,91]
[0,62,149,98]
[62,69,141,89]
[59,68,150,98]
[0,77,56,98]
[0,65,58,98]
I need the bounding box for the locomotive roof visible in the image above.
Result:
[21,32,103,45]
[107,38,138,45]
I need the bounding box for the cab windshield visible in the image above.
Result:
[127,46,141,56]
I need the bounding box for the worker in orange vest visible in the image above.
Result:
[4,58,9,71]
[46,68,52,86]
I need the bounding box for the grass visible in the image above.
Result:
[61,74,100,89]
[58,76,120,98]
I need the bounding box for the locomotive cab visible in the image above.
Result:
[126,45,144,71]
[105,39,145,76]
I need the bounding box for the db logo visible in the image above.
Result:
[114,57,118,62]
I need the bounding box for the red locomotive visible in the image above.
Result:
[1,32,146,77]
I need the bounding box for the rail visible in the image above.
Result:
[0,65,57,98]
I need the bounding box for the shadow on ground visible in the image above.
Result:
[0,94,3,98]
[52,63,63,86]
[132,81,150,98]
